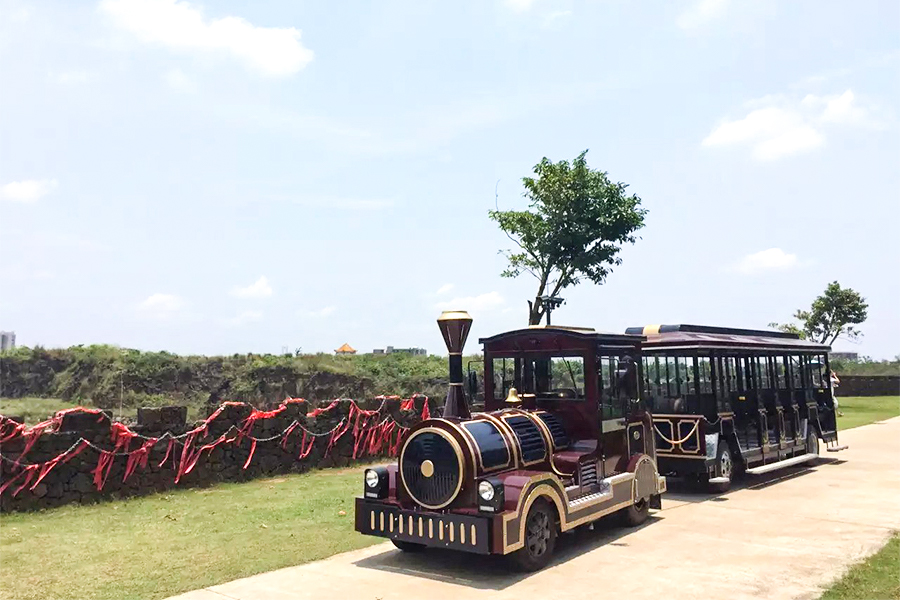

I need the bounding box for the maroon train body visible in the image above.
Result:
[354,312,665,570]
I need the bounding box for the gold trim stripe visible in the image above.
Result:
[643,324,661,335]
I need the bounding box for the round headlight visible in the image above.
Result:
[365,470,380,488]
[478,480,495,501]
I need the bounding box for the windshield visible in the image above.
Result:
[491,355,586,402]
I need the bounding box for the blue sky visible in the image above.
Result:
[1,0,898,359]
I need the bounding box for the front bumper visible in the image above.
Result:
[355,498,493,554]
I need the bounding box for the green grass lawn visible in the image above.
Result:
[837,396,900,431]
[820,533,900,600]
[0,397,90,424]
[0,467,379,600]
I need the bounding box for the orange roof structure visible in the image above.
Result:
[335,343,357,355]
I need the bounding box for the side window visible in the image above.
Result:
[790,355,803,389]
[726,356,737,393]
[600,356,624,419]
[646,356,663,399]
[682,357,696,395]
[776,356,787,389]
[493,358,514,401]
[665,356,679,397]
[809,356,824,388]
[758,357,771,390]
[698,357,712,394]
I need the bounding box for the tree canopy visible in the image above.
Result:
[770,281,868,345]
[489,150,647,325]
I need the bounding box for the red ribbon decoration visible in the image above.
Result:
[2,395,430,496]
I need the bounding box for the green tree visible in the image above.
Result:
[769,281,868,345]
[489,150,647,325]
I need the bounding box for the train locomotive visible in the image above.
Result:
[354,311,666,571]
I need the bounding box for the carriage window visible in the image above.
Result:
[775,356,787,389]
[725,357,737,392]
[665,357,679,397]
[790,355,803,389]
[680,357,695,395]
[492,358,515,401]
[757,357,771,390]
[645,356,664,398]
[807,357,825,389]
[698,357,712,394]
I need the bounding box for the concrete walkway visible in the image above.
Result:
[168,418,900,600]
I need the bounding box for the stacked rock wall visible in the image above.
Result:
[0,396,438,512]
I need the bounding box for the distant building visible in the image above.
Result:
[0,331,15,352]
[830,351,858,361]
[372,346,426,356]
[335,343,357,355]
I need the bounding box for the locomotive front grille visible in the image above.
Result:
[355,498,491,554]
[400,428,464,509]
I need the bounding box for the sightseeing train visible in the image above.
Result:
[354,313,842,570]
[355,311,667,571]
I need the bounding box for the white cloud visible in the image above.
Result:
[137,293,184,316]
[503,0,539,12]
[542,10,572,28]
[225,310,263,327]
[677,0,728,30]
[1,179,58,202]
[302,306,336,318]
[436,283,454,295]
[436,291,505,313]
[164,67,196,93]
[703,89,877,160]
[230,276,272,299]
[733,248,800,274]
[54,71,92,84]
[99,0,314,77]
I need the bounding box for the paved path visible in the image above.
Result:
[168,417,900,600]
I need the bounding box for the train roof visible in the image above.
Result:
[625,324,830,353]
[480,325,643,346]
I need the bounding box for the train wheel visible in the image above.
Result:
[622,497,649,526]
[391,539,426,553]
[709,444,733,493]
[509,498,557,572]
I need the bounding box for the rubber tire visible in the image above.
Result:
[391,539,426,553]
[622,497,649,526]
[709,442,734,494]
[508,498,558,572]
[806,430,820,457]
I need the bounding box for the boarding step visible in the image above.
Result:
[826,445,849,452]
[708,476,730,484]
[745,453,818,475]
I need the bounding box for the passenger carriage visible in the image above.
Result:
[625,324,847,492]
[355,311,666,571]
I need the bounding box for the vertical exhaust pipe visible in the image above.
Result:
[437,310,473,419]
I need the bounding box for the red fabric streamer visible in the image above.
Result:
[242,439,257,470]
[123,438,158,482]
[308,399,340,418]
[158,438,175,468]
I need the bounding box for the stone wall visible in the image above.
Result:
[0,396,438,512]
[836,375,900,397]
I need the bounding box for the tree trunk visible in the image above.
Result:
[528,298,544,325]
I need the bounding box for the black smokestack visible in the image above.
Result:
[436,310,473,419]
